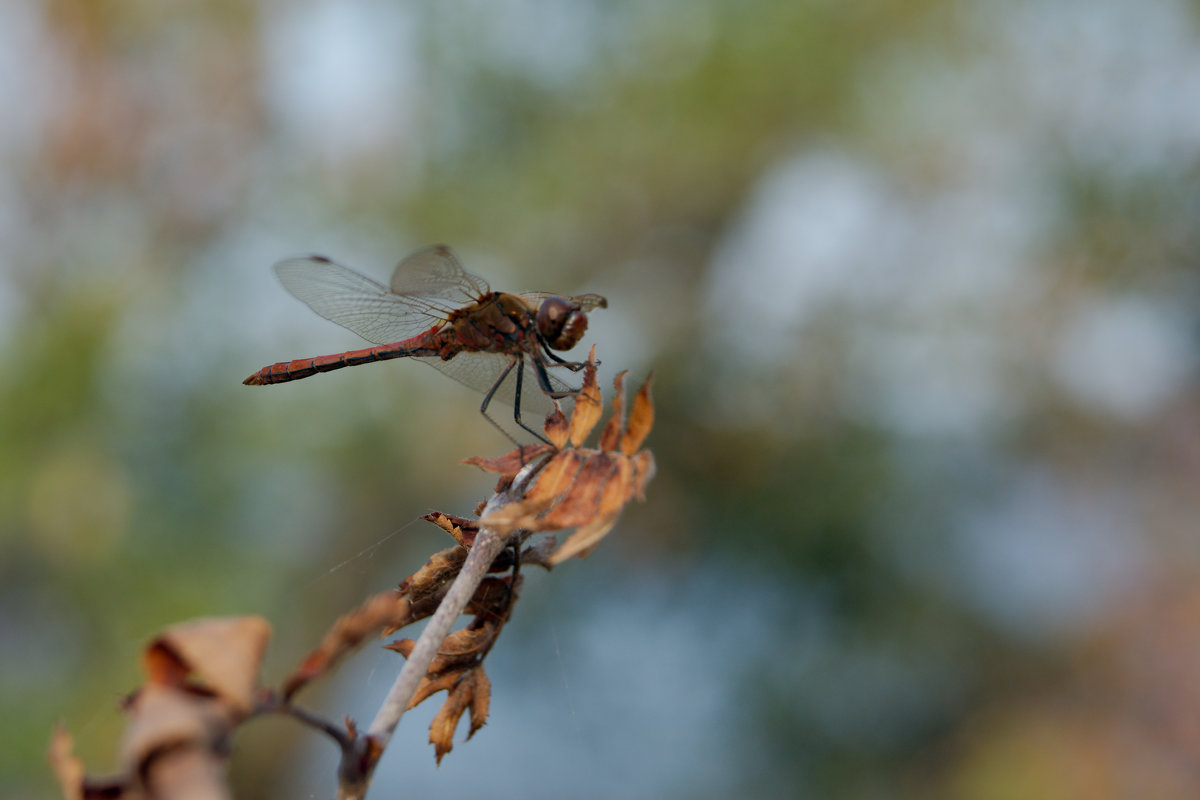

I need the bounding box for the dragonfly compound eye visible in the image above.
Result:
[537,296,589,351]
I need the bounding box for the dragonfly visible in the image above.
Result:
[243,244,607,442]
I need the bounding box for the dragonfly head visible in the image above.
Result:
[537,296,590,351]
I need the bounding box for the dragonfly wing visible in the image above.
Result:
[389,245,491,303]
[273,256,451,345]
[521,291,608,312]
[419,351,577,421]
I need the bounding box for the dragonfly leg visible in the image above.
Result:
[531,355,578,400]
[509,356,553,444]
[542,347,593,372]
[479,356,551,446]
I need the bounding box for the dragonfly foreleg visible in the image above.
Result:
[542,347,593,372]
[530,354,578,401]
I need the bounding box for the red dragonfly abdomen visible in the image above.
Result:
[243,339,443,385]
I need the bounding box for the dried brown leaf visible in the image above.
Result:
[421,511,470,534]
[426,624,498,673]
[535,454,621,531]
[399,545,467,603]
[516,453,593,521]
[283,591,410,699]
[548,516,619,565]
[621,373,655,455]
[120,684,232,772]
[142,745,229,800]
[421,512,481,547]
[467,667,491,739]
[428,689,466,764]
[470,367,656,565]
[546,450,652,563]
[438,627,492,664]
[427,668,491,765]
[384,638,416,659]
[385,632,489,704]
[595,452,637,518]
[462,444,554,477]
[598,370,628,452]
[476,429,626,537]
[523,449,587,506]
[567,346,603,446]
[479,449,585,534]
[143,616,270,714]
[384,591,446,637]
[546,455,635,563]
[408,669,463,711]
[544,405,569,449]
[464,577,515,621]
[142,640,190,692]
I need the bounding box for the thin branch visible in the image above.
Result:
[268,698,355,751]
[335,460,542,800]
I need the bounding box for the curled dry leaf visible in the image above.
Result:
[143,616,271,714]
[399,544,468,603]
[283,591,411,700]
[474,449,584,534]
[567,346,604,447]
[420,512,481,548]
[543,405,570,449]
[142,746,229,800]
[386,623,499,686]
[387,636,494,766]
[621,372,655,455]
[397,522,525,623]
[463,576,519,623]
[477,370,656,565]
[383,570,515,765]
[542,457,633,563]
[597,370,628,452]
[123,686,234,800]
[427,623,499,671]
[427,667,491,764]
[105,685,234,800]
[121,684,235,769]
[462,444,554,479]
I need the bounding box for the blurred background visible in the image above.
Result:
[3,0,1199,797]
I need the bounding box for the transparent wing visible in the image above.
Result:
[389,244,491,302]
[520,291,608,312]
[273,255,455,345]
[418,350,579,421]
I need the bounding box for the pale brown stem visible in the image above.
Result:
[335,460,542,800]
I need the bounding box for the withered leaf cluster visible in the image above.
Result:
[466,357,656,564]
[374,357,654,760]
[52,350,655,798]
[385,623,497,765]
